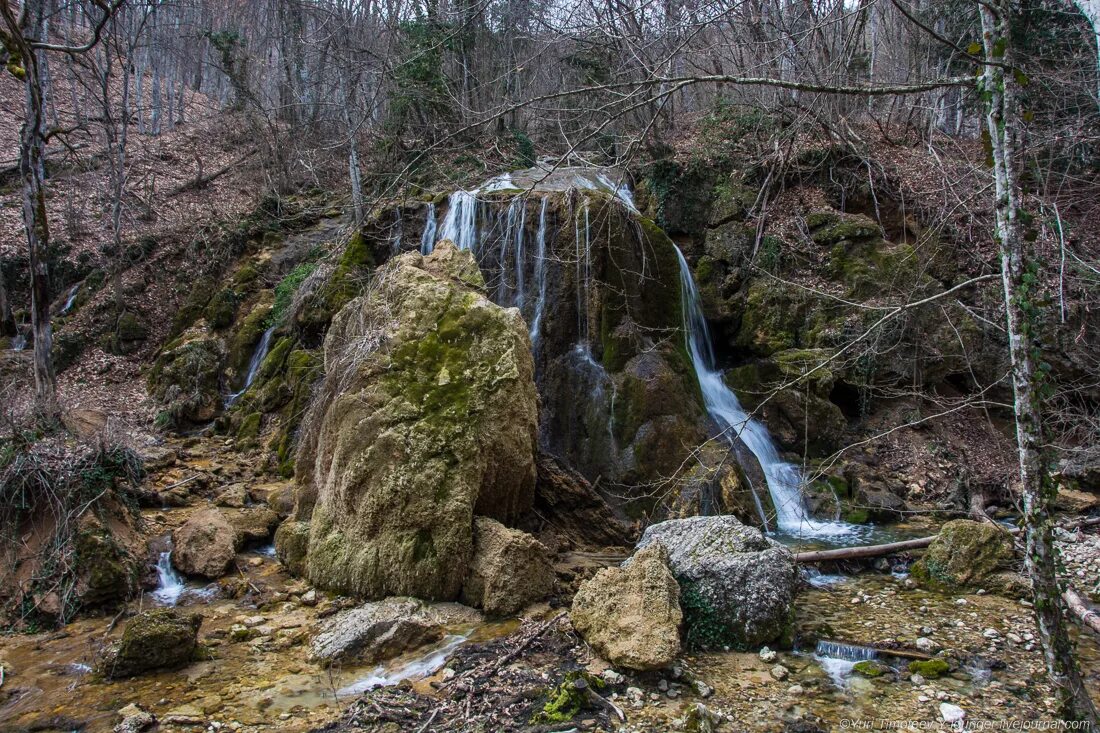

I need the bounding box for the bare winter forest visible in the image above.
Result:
[1,1,1099,731]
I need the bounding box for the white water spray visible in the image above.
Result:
[529,199,549,345]
[338,632,470,696]
[673,246,861,540]
[60,284,81,314]
[152,537,186,606]
[226,326,275,406]
[420,203,437,255]
[439,190,479,252]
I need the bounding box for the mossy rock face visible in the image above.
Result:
[104,311,149,355]
[911,520,1014,591]
[171,277,217,335]
[299,242,539,600]
[97,610,202,679]
[237,412,262,440]
[147,330,226,427]
[908,658,950,679]
[852,660,893,678]
[670,443,770,527]
[296,230,376,333]
[74,525,141,609]
[274,520,310,576]
[52,330,85,373]
[204,289,239,330]
[806,211,882,246]
[228,294,274,376]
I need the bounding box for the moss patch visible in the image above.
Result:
[908,658,950,679]
[530,672,606,725]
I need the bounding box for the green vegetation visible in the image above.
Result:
[908,658,950,679]
[530,672,605,724]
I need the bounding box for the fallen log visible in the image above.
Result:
[793,516,1100,564]
[1063,589,1100,636]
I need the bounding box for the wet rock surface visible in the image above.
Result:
[172,507,238,578]
[637,516,798,650]
[97,609,202,679]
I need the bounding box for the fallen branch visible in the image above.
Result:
[1063,589,1100,636]
[481,611,566,680]
[793,517,1100,563]
[169,150,256,196]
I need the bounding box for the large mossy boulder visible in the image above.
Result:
[911,520,1015,591]
[461,517,554,616]
[637,516,797,651]
[298,240,539,600]
[147,329,225,426]
[570,542,682,671]
[97,610,202,679]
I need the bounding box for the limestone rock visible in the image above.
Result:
[173,508,237,578]
[222,506,280,547]
[911,520,1014,591]
[636,515,798,650]
[114,704,155,733]
[147,330,225,426]
[97,610,202,679]
[461,517,553,616]
[215,483,250,508]
[570,542,682,671]
[310,597,482,666]
[274,520,310,576]
[298,241,539,600]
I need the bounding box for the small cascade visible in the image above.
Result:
[496,197,526,305]
[60,283,81,314]
[338,632,470,696]
[439,190,479,252]
[574,199,592,350]
[528,198,550,345]
[813,640,880,688]
[11,333,26,351]
[673,246,862,540]
[803,567,850,588]
[391,206,403,254]
[226,326,276,406]
[420,203,437,255]
[152,538,186,606]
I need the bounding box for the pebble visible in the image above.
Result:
[940,702,966,726]
[300,589,318,606]
[759,647,777,663]
[693,681,713,698]
[787,685,804,695]
[915,637,939,653]
[602,669,625,686]
[242,615,266,628]
[770,665,789,681]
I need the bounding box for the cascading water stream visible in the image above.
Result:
[813,640,880,688]
[673,246,862,541]
[152,537,185,605]
[60,284,81,314]
[529,199,549,345]
[439,190,479,252]
[420,203,437,255]
[226,326,276,406]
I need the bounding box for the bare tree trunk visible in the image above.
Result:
[3,0,59,419]
[0,270,15,338]
[980,0,1098,723]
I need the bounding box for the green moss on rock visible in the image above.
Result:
[908,658,950,679]
[911,520,1014,591]
[204,288,239,330]
[530,672,606,725]
[97,609,202,679]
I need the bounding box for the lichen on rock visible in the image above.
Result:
[97,609,202,679]
[296,240,539,600]
[911,519,1015,591]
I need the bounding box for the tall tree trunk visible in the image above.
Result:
[6,0,60,418]
[979,0,1098,723]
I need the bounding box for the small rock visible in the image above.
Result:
[248,557,264,567]
[940,702,966,728]
[955,598,967,606]
[759,646,777,663]
[787,684,804,695]
[915,637,939,653]
[114,703,155,733]
[693,680,713,698]
[982,628,999,639]
[441,667,456,681]
[1006,632,1023,644]
[242,615,266,628]
[602,669,625,686]
[770,664,789,681]
[657,678,669,691]
[300,589,318,606]
[911,674,926,685]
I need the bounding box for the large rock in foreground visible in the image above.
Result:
[637,516,797,651]
[309,597,483,666]
[173,508,237,578]
[911,519,1014,590]
[570,543,682,671]
[298,241,539,600]
[98,610,202,679]
[461,517,553,616]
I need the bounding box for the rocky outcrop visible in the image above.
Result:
[461,517,553,616]
[527,453,632,549]
[147,329,225,426]
[97,610,202,679]
[310,597,482,666]
[222,506,280,546]
[911,519,1014,591]
[297,241,539,600]
[274,520,310,576]
[637,516,797,650]
[570,542,681,671]
[173,509,237,578]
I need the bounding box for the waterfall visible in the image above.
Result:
[420,203,437,255]
[152,538,185,605]
[497,198,526,305]
[11,333,26,351]
[529,198,549,345]
[814,640,880,688]
[439,190,479,252]
[60,283,81,314]
[226,326,276,406]
[574,200,592,351]
[673,246,860,540]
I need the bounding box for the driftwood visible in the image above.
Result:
[1063,589,1100,636]
[793,517,1100,563]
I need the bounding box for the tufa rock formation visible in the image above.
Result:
[172,508,237,579]
[570,542,682,671]
[461,517,554,616]
[295,241,539,600]
[97,609,202,679]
